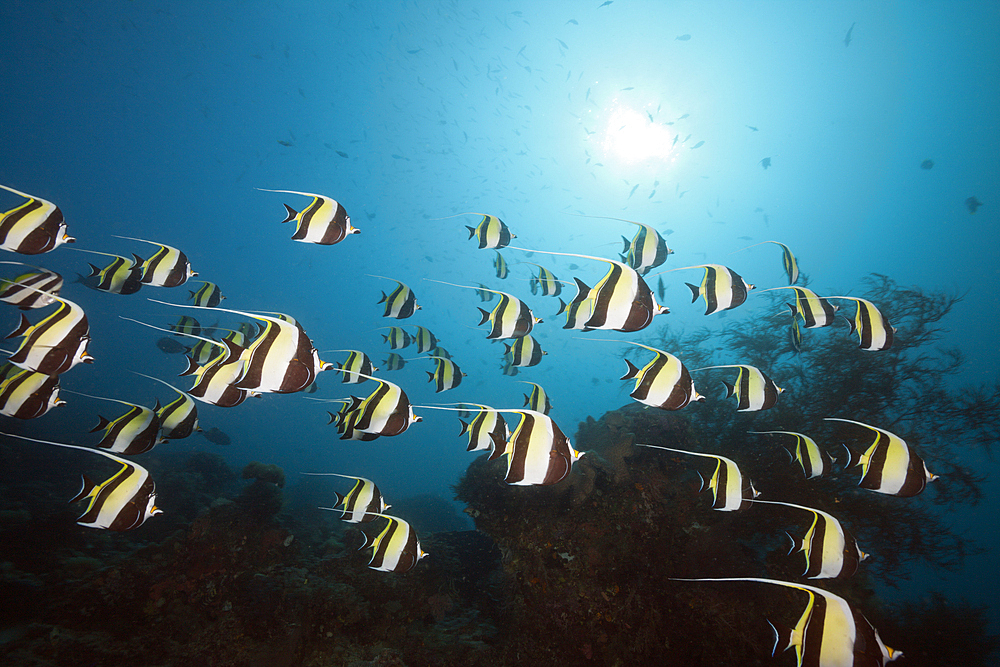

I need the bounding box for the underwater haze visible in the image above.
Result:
[1,1,998,665]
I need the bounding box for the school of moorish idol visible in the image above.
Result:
[0,172,943,666]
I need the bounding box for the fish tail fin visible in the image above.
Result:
[621,236,630,254]
[477,308,491,326]
[840,443,860,468]
[620,359,641,380]
[426,371,434,383]
[721,380,735,398]
[696,470,707,492]
[86,263,101,278]
[378,291,387,304]
[178,355,200,377]
[458,419,469,436]
[280,204,298,223]
[685,282,700,302]
[465,226,476,239]
[767,619,795,656]
[89,415,110,433]
[555,298,568,316]
[69,474,97,504]
[6,313,32,339]
[785,531,801,554]
[332,492,346,511]
[326,411,339,426]
[843,315,856,335]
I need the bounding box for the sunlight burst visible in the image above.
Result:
[601,106,677,165]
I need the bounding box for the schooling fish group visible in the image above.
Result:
[0,183,921,661]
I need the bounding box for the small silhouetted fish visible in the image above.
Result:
[920,159,934,170]
[557,38,568,49]
[156,337,187,354]
[662,228,674,236]
[621,86,634,91]
[568,263,579,270]
[566,19,578,25]
[599,1,613,7]
[746,125,758,131]
[676,34,691,41]
[966,196,983,214]
[691,141,705,149]
[760,157,771,169]
[407,49,422,54]
[738,235,753,240]
[277,140,293,147]
[844,22,855,47]
[336,151,349,158]
[202,427,231,446]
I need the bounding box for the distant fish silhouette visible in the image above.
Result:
[920,159,934,169]
[202,426,231,446]
[746,125,758,131]
[844,22,856,47]
[675,34,691,41]
[760,157,771,169]
[966,196,983,214]
[156,337,187,354]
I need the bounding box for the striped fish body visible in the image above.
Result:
[71,463,161,531]
[478,293,536,340]
[7,297,92,376]
[776,242,799,284]
[189,281,224,307]
[334,477,388,523]
[504,334,544,367]
[234,318,328,394]
[364,516,427,573]
[281,194,357,245]
[584,263,666,332]
[382,327,412,349]
[493,250,508,279]
[379,282,419,319]
[426,357,464,392]
[0,270,63,309]
[622,223,670,276]
[87,255,143,294]
[337,350,375,384]
[721,366,783,412]
[847,298,894,351]
[475,284,495,302]
[184,340,253,408]
[559,279,596,330]
[793,434,827,479]
[170,315,202,337]
[685,265,752,315]
[0,364,64,418]
[0,185,74,255]
[413,326,438,353]
[531,265,562,297]
[703,455,750,511]
[459,407,508,458]
[352,380,420,437]
[622,352,701,410]
[521,383,552,414]
[157,390,199,439]
[830,418,937,497]
[787,287,837,328]
[797,509,864,579]
[504,411,583,486]
[92,403,162,455]
[466,214,513,249]
[141,244,196,287]
[383,353,405,370]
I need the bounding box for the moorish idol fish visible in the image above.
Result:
[510,247,667,332]
[790,316,803,353]
[503,410,583,485]
[456,212,514,249]
[5,291,92,376]
[371,275,420,319]
[0,431,162,531]
[66,389,163,456]
[612,340,702,410]
[734,241,798,285]
[258,188,358,245]
[501,356,519,376]
[0,184,75,255]
[671,577,901,666]
[525,262,563,297]
[751,499,867,579]
[170,315,203,337]
[379,326,413,349]
[333,372,421,437]
[824,297,894,351]
[458,404,508,458]
[670,264,754,315]
[475,283,495,302]
[310,473,389,523]
[519,381,552,415]
[329,349,377,384]
[412,326,438,353]
[426,355,464,393]
[132,372,200,440]
[563,213,673,276]
[504,334,545,367]
[188,280,224,307]
[493,250,509,279]
[426,280,539,340]
[697,364,783,412]
[84,254,143,295]
[323,399,380,442]
[114,236,196,288]
[429,345,451,359]
[826,418,937,497]
[383,352,406,370]
[637,444,758,511]
[759,287,838,329]
[361,513,428,573]
[749,430,829,479]
[0,362,65,418]
[0,262,63,309]
[152,300,332,395]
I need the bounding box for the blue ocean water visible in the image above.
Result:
[1,0,998,662]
